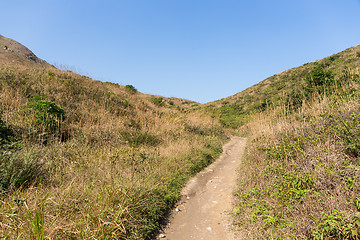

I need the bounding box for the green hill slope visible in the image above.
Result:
[230,45,360,238]
[207,45,360,128]
[0,35,227,239]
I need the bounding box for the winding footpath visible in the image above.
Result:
[158,137,246,240]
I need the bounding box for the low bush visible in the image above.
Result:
[150,97,164,106]
[0,148,45,192]
[125,85,137,94]
[0,115,16,146]
[28,97,66,142]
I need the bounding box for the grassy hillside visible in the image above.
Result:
[207,45,360,129]
[0,36,228,239]
[4,33,360,239]
[232,46,360,238]
[0,34,48,67]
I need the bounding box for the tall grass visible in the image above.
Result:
[0,64,228,239]
[233,66,360,238]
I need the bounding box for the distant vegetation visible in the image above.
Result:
[150,96,164,106]
[125,84,138,94]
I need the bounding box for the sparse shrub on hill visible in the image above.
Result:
[27,97,66,143]
[305,64,334,96]
[286,90,304,111]
[217,103,246,128]
[125,84,138,94]
[219,114,246,129]
[150,96,164,106]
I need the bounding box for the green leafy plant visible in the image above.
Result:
[150,97,164,106]
[311,211,360,239]
[28,97,66,142]
[308,67,330,85]
[305,65,334,96]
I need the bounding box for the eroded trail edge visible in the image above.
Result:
[158,137,246,240]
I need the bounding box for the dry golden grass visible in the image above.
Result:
[0,63,228,239]
[233,68,360,239]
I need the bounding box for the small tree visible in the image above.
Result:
[28,97,66,142]
[125,85,137,94]
[305,65,334,96]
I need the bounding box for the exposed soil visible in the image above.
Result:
[157,137,246,240]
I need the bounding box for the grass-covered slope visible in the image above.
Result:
[207,45,360,129]
[0,34,48,67]
[232,46,360,239]
[0,37,227,239]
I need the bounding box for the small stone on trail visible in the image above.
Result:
[186,196,190,199]
[206,227,212,231]
[175,207,180,212]
[159,233,166,238]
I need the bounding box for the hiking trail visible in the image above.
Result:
[157,137,246,240]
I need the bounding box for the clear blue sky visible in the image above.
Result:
[2,1,360,103]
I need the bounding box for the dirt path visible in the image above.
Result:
[157,137,246,240]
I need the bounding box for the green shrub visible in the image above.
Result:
[0,115,17,146]
[286,90,304,111]
[312,211,360,239]
[219,114,245,128]
[125,85,137,94]
[305,65,334,96]
[330,113,360,157]
[28,97,66,142]
[150,97,164,106]
[0,149,45,192]
[218,103,246,128]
